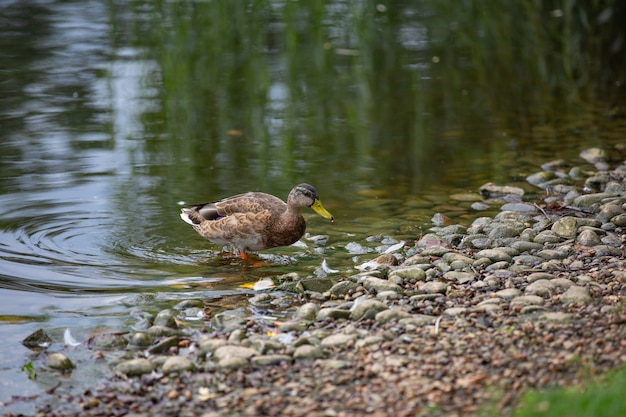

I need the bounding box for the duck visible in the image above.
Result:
[180,183,334,260]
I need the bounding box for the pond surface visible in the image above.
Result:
[1,0,624,409]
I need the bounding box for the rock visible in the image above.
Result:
[46,353,74,371]
[495,288,522,300]
[147,336,180,354]
[148,326,181,337]
[443,307,467,316]
[213,345,258,361]
[611,213,626,227]
[527,272,555,282]
[572,193,611,209]
[533,230,561,244]
[420,281,449,294]
[317,308,351,321]
[350,299,388,320]
[443,271,475,284]
[510,295,544,307]
[559,286,592,304]
[551,216,577,238]
[580,147,606,164]
[22,328,53,350]
[328,281,359,297]
[294,302,320,321]
[524,280,556,296]
[475,249,512,263]
[250,355,292,366]
[360,276,403,293]
[130,332,153,347]
[375,308,412,324]
[499,202,538,213]
[293,345,324,360]
[488,225,521,239]
[576,229,602,246]
[320,333,356,348]
[390,266,427,281]
[162,356,195,374]
[540,312,572,322]
[526,171,557,187]
[115,358,154,376]
[154,309,178,328]
[218,357,249,369]
[480,182,525,197]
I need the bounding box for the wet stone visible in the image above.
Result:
[148,336,181,354]
[610,213,626,227]
[46,353,74,371]
[510,241,543,252]
[154,309,178,329]
[130,332,153,347]
[533,230,561,244]
[148,325,181,337]
[89,333,129,350]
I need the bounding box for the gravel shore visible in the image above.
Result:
[11,147,626,417]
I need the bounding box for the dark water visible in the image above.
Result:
[1,0,624,409]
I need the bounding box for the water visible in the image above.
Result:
[1,0,624,411]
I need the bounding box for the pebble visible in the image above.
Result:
[443,271,475,284]
[320,333,356,348]
[349,299,388,320]
[293,344,324,360]
[115,358,154,376]
[250,355,292,366]
[162,356,195,374]
[559,286,592,304]
[360,276,403,293]
[213,345,258,361]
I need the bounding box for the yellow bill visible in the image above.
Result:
[311,199,334,222]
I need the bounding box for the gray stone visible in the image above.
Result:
[572,193,611,209]
[526,171,557,187]
[294,302,320,321]
[443,307,467,316]
[375,308,412,324]
[214,345,258,361]
[611,213,626,227]
[489,225,521,239]
[443,271,475,284]
[495,288,522,300]
[533,230,561,244]
[250,355,292,366]
[500,203,538,213]
[293,344,324,360]
[317,308,351,321]
[162,356,195,374]
[476,249,512,262]
[576,229,602,246]
[559,286,592,304]
[115,358,154,376]
[218,357,249,369]
[551,217,577,238]
[390,266,427,281]
[361,276,402,293]
[524,279,556,296]
[350,299,388,320]
[420,281,449,294]
[510,295,545,307]
[328,280,359,297]
[580,147,606,163]
[154,309,178,329]
[320,333,356,348]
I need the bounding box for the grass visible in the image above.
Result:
[507,366,626,417]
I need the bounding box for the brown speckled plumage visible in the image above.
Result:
[180,184,333,257]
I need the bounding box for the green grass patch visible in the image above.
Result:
[508,366,626,417]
